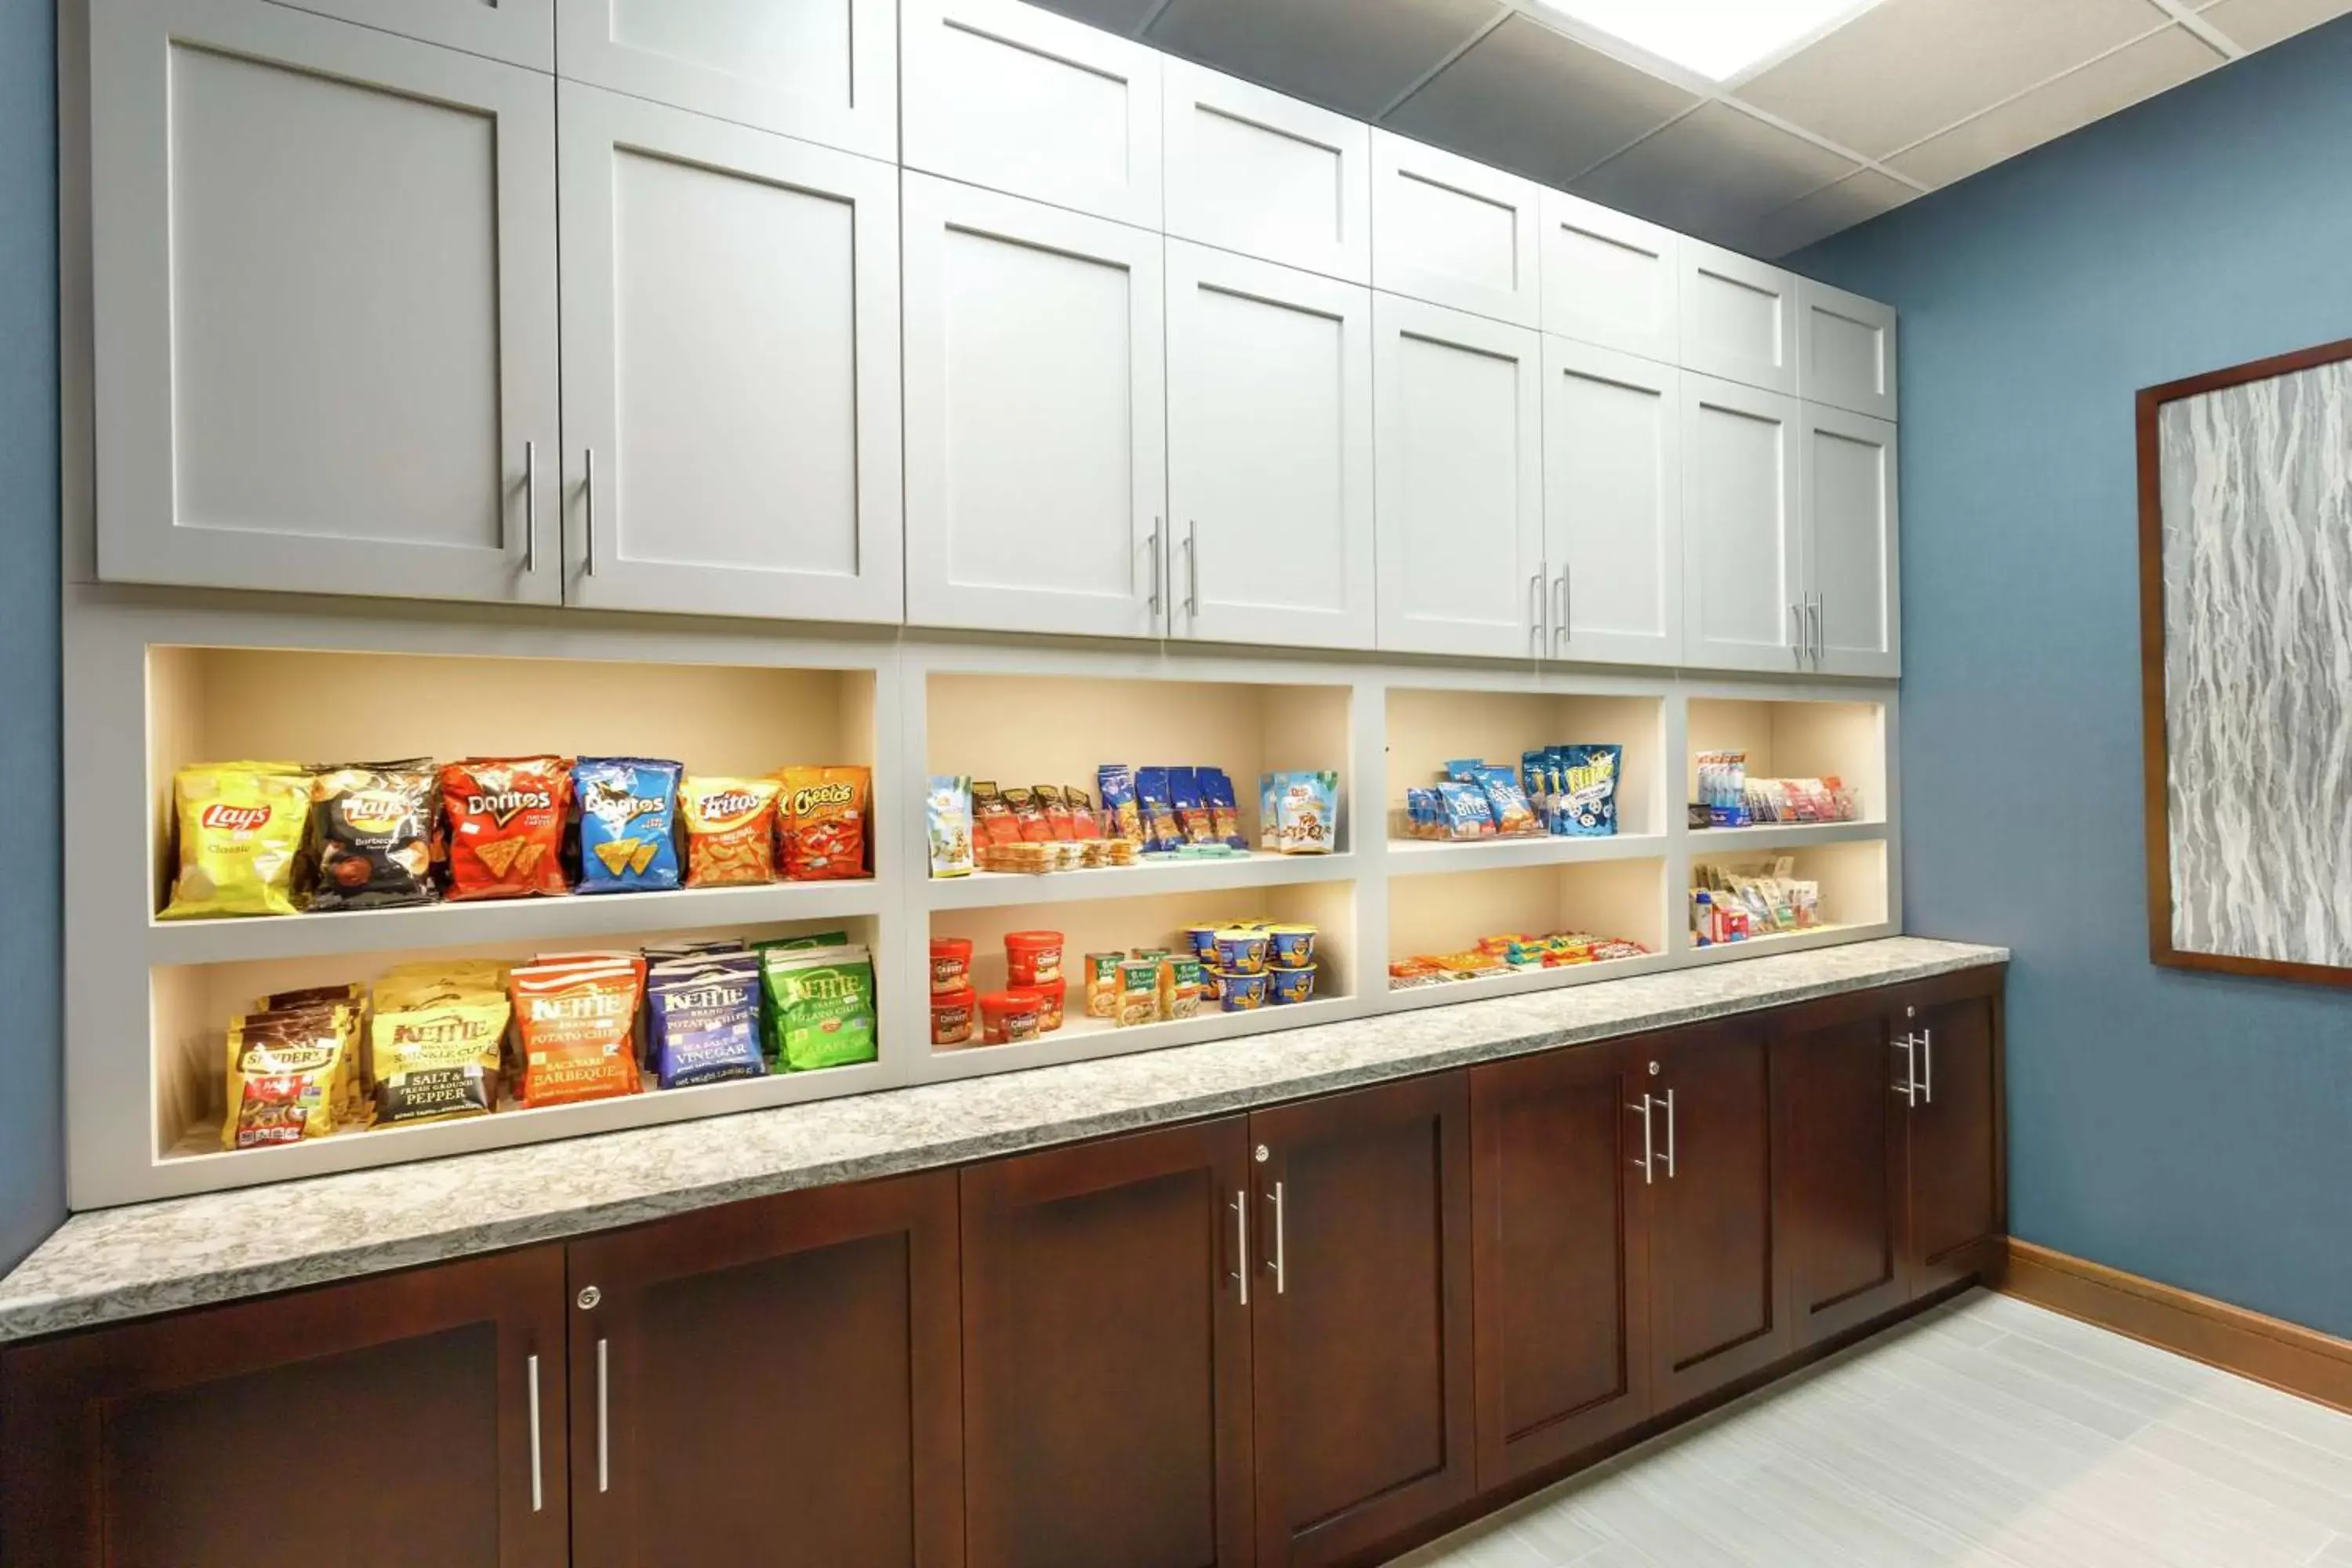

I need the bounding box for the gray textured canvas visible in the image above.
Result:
[2157,358,2352,966]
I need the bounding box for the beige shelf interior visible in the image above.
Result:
[1385,688,1664,838]
[1387,858,1667,964]
[1686,696,1885,819]
[1687,839,1889,932]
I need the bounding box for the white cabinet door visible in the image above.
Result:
[554,0,895,159]
[1162,58,1369,283]
[1798,280,1898,422]
[1370,130,1541,328]
[557,85,901,623]
[1679,240,1798,396]
[1539,190,1678,365]
[1167,241,1375,651]
[902,175,1167,640]
[1803,404,1900,677]
[264,0,552,67]
[89,0,560,604]
[902,0,1161,227]
[1544,337,1681,668]
[1680,374,1803,673]
[1374,296,1543,660]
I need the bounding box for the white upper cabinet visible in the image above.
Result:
[1681,374,1802,673]
[557,85,902,623]
[1369,130,1541,328]
[1798,280,1898,422]
[89,0,560,604]
[1161,59,1370,284]
[902,175,1168,640]
[1544,338,1682,668]
[1679,240,1799,396]
[901,0,1162,228]
[1804,404,1900,677]
[1539,191,1679,366]
[1374,296,1544,661]
[554,0,896,160]
[264,0,553,68]
[1167,241,1375,651]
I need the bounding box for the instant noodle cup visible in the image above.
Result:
[1029,982,1064,1033]
[929,936,973,996]
[1183,924,1221,962]
[1201,967,1225,1004]
[1269,965,1317,1006]
[1268,925,1317,970]
[1217,969,1269,1011]
[1004,930,1065,988]
[1213,927,1269,975]
[978,990,1043,1046]
[931,987,976,1047]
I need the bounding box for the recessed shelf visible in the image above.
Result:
[1686,820,1885,850]
[923,851,1354,909]
[1386,833,1667,871]
[932,993,1357,1068]
[1385,947,1672,1009]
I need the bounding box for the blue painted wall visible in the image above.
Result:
[0,0,62,1276]
[1798,16,2352,1337]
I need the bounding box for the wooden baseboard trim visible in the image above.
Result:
[1998,1239,2352,1415]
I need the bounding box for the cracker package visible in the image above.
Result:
[971,781,1022,847]
[220,1007,350,1150]
[371,993,510,1125]
[1197,768,1247,850]
[1097,766,1142,845]
[307,760,437,912]
[439,757,572,901]
[762,945,879,1072]
[510,955,645,1109]
[775,765,870,881]
[160,762,311,920]
[1065,786,1102,840]
[1169,767,1215,844]
[927,776,974,879]
[574,757,682,894]
[1135,767,1183,852]
[680,776,780,887]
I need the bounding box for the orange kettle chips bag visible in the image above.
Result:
[776,765,870,882]
[510,955,645,1109]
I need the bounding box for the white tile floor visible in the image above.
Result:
[1393,1290,2352,1567]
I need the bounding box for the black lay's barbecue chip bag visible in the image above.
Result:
[307,760,437,912]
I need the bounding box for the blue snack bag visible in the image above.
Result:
[648,962,765,1088]
[1553,745,1621,837]
[574,757,683,891]
[1197,766,1248,848]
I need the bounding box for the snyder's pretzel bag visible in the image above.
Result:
[307,760,436,912]
[220,1007,350,1150]
[575,758,683,894]
[161,763,311,920]
[681,776,780,887]
[775,765,870,882]
[439,757,572,901]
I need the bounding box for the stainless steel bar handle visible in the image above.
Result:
[522,441,537,574]
[526,1352,543,1513]
[1555,568,1570,654]
[1232,1189,1249,1306]
[1269,1180,1287,1295]
[1185,520,1200,622]
[1810,594,1824,665]
[1921,1027,1934,1105]
[1146,521,1162,616]
[1628,1095,1656,1184]
[1530,564,1547,652]
[583,448,601,578]
[1893,1034,1918,1105]
[1791,603,1805,666]
[1661,1088,1677,1180]
[596,1336,611,1494]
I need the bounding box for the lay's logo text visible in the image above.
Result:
[198,803,274,833]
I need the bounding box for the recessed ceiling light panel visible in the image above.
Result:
[1532,0,1882,82]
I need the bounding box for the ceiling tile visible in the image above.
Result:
[1746,168,1919,257]
[1148,0,1504,120]
[1889,26,2220,187]
[1382,14,1702,187]
[1570,101,1862,245]
[2198,0,2352,50]
[1736,0,2172,160]
[1021,0,1162,33]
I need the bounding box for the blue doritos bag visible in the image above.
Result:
[574,757,683,892]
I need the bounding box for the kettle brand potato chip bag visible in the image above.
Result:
[161,762,310,920]
[372,996,510,1125]
[510,956,645,1109]
[439,757,572,901]
[307,760,436,912]
[761,946,878,1072]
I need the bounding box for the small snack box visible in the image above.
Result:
[1115,959,1161,1027]
[1164,956,1205,1020]
[1269,965,1316,1006]
[1267,924,1316,970]
[1218,969,1270,1011]
[1083,952,1125,1018]
[1213,927,1270,975]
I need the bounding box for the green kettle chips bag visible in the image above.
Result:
[761,946,878,1072]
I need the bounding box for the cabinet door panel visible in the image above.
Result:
[267,0,552,67]
[903,176,1167,638]
[1,1248,567,1568]
[90,0,559,604]
[558,85,902,621]
[1540,192,1678,365]
[564,1174,962,1568]
[1681,374,1802,673]
[1908,994,2004,1295]
[1646,1025,1788,1411]
[1679,241,1798,395]
[1163,59,1369,283]
[1168,241,1375,651]
[1370,131,1541,328]
[963,1119,1254,1568]
[1798,280,1897,421]
[1470,1043,1653,1490]
[555,0,895,158]
[1773,1012,1911,1348]
[1251,1073,1475,1567]
[1374,296,1544,660]
[1806,405,1901,677]
[902,0,1161,227]
[1545,338,1682,666]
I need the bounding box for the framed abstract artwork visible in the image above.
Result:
[2139,336,2352,984]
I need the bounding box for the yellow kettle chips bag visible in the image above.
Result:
[161,763,311,920]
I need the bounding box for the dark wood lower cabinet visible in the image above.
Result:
[561,1172,963,1568]
[960,1117,1254,1568]
[1773,998,1913,1348]
[1904,985,2006,1294]
[1250,1073,1475,1568]
[0,1247,568,1568]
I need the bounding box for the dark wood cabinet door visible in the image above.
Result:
[1907,989,2006,1295]
[1250,1072,1475,1568]
[1644,1023,1790,1412]
[1468,1040,1653,1490]
[1772,1002,1911,1348]
[564,1173,962,1568]
[0,1247,567,1568]
[961,1116,1254,1568]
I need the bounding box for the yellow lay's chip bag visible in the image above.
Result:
[160,763,310,920]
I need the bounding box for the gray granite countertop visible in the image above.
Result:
[0,937,2004,1343]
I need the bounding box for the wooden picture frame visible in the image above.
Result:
[2138,335,2352,984]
